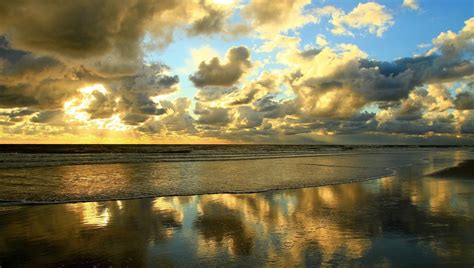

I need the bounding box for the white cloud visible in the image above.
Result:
[316,2,394,37]
[242,0,316,35]
[177,45,220,75]
[315,34,329,47]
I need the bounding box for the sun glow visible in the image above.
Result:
[63,84,129,131]
[79,84,108,95]
[64,84,108,122]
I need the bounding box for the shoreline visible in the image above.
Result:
[2,158,472,207]
[0,167,398,207]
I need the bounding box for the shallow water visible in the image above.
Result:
[0,144,459,169]
[0,148,471,203]
[0,150,473,266]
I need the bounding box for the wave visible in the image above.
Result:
[0,167,398,206]
[0,148,470,206]
[0,145,463,169]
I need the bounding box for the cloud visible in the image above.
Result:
[188,7,227,36]
[315,34,329,47]
[0,0,242,61]
[230,72,280,105]
[189,46,252,87]
[374,86,458,135]
[286,43,472,106]
[0,34,181,124]
[108,64,180,124]
[191,70,294,137]
[241,0,315,35]
[232,106,264,129]
[257,35,300,53]
[459,111,474,133]
[0,39,66,85]
[454,92,474,110]
[316,2,394,37]
[0,108,35,126]
[195,103,231,126]
[30,110,65,124]
[187,17,474,142]
[138,98,196,134]
[84,91,118,120]
[431,18,474,64]
[0,0,177,60]
[187,1,250,37]
[0,1,473,144]
[402,0,419,10]
[0,40,84,109]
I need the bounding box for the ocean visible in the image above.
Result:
[0,145,472,204]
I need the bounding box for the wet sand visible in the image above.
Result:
[1,158,473,267]
[429,159,474,179]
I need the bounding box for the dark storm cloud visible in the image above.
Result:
[253,96,297,119]
[102,63,180,125]
[0,108,35,119]
[84,91,117,120]
[0,0,180,60]
[194,103,231,126]
[0,37,99,109]
[0,41,67,85]
[116,64,180,95]
[460,119,474,134]
[30,110,64,123]
[230,88,261,105]
[283,44,473,136]
[190,46,251,87]
[195,87,238,102]
[233,106,264,129]
[377,119,456,135]
[229,73,279,105]
[188,8,226,36]
[0,0,221,129]
[454,92,474,110]
[352,55,473,102]
[299,48,322,59]
[0,108,36,125]
[0,85,39,108]
[394,100,423,121]
[122,113,151,125]
[348,111,376,121]
[137,98,196,134]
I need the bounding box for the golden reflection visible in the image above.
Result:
[191,186,374,265]
[409,177,473,215]
[1,160,474,266]
[66,202,110,227]
[152,197,185,223]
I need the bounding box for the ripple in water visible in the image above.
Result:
[0,148,471,204]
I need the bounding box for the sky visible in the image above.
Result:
[0,0,473,144]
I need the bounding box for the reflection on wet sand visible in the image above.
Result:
[1,160,473,267]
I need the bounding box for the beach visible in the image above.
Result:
[0,146,473,266]
[0,147,474,267]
